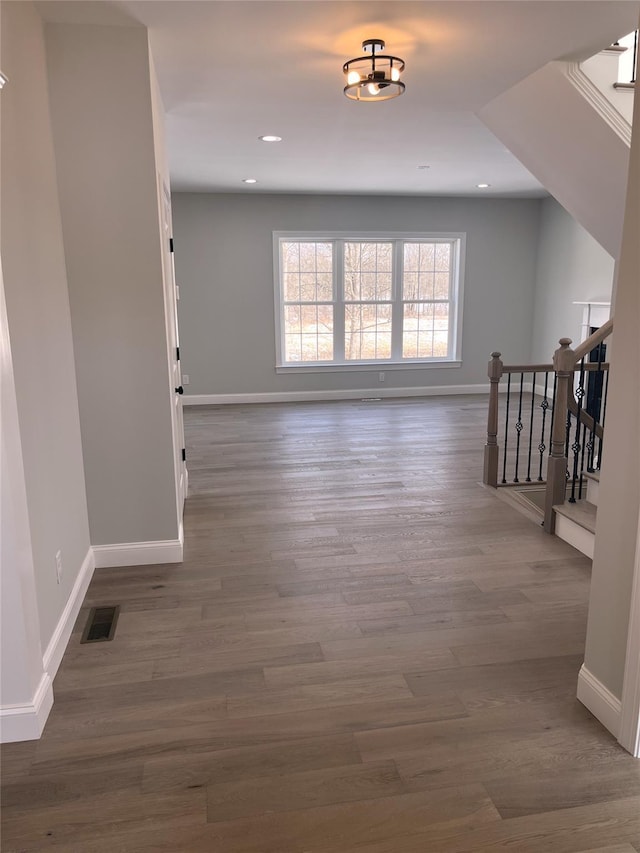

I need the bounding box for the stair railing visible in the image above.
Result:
[543,319,612,532]
[483,319,613,534]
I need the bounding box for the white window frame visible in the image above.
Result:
[273,231,465,373]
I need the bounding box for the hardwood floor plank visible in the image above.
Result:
[141,733,362,793]
[1,788,206,849]
[335,797,640,852]
[205,759,405,823]
[227,674,415,719]
[263,648,458,688]
[200,783,500,853]
[484,764,640,818]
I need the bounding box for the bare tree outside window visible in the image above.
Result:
[344,242,392,360]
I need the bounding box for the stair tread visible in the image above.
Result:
[553,500,597,534]
[584,470,600,483]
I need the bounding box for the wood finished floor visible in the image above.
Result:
[2,396,639,852]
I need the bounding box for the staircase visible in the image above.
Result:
[483,321,613,558]
[478,37,635,257]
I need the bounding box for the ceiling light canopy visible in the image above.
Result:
[343,39,405,102]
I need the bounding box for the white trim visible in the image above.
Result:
[93,536,183,568]
[619,514,640,757]
[577,664,622,738]
[183,385,488,406]
[42,548,95,679]
[565,62,632,146]
[0,673,54,743]
[275,360,462,374]
[273,231,466,369]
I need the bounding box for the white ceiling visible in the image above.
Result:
[38,1,640,196]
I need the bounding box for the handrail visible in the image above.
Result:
[502,361,609,375]
[502,363,553,374]
[572,317,613,363]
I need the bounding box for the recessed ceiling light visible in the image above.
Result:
[477,183,491,188]
[243,178,258,184]
[259,135,282,143]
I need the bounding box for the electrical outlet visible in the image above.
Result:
[182,374,190,385]
[379,372,385,382]
[55,550,63,584]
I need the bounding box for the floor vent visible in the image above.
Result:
[80,605,120,644]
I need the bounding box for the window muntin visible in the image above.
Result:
[276,233,463,368]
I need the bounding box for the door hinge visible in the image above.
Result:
[176,346,180,361]
[181,448,186,462]
[169,237,174,253]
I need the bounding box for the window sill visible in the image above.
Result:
[276,360,462,374]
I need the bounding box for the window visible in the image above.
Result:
[274,232,465,371]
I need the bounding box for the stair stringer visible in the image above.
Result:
[478,60,631,259]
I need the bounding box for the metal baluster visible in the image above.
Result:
[586,425,596,474]
[513,373,524,483]
[525,372,536,482]
[537,372,550,481]
[597,365,610,470]
[501,374,511,485]
[568,359,586,503]
[579,422,588,499]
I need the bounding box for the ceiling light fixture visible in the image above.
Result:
[259,135,282,143]
[243,178,258,184]
[0,71,8,90]
[477,183,491,188]
[343,39,405,102]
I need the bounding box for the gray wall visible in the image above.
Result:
[45,23,179,545]
[530,197,614,363]
[173,194,541,396]
[1,1,91,651]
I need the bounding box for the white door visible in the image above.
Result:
[160,179,187,516]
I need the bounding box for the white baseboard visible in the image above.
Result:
[93,536,183,568]
[0,673,54,743]
[577,664,622,738]
[43,547,95,679]
[184,385,489,406]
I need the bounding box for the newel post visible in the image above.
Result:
[483,351,503,487]
[544,337,576,533]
